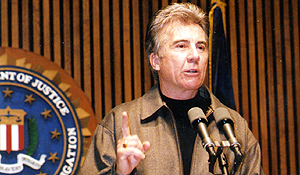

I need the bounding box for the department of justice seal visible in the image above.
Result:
[0,48,95,175]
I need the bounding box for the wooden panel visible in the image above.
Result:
[92,0,102,121]
[123,0,132,102]
[0,0,299,174]
[282,2,296,174]
[102,0,112,115]
[33,0,40,53]
[63,0,72,75]
[238,0,250,122]
[264,1,277,174]
[273,0,287,174]
[1,0,8,47]
[227,0,300,174]
[72,0,81,87]
[255,0,269,173]
[53,0,61,66]
[292,1,300,173]
[43,0,51,60]
[112,0,122,106]
[11,0,19,48]
[161,0,169,8]
[228,0,240,112]
[142,0,152,94]
[247,0,259,138]
[132,0,142,99]
[82,0,91,102]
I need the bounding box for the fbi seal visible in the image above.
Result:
[0,48,94,175]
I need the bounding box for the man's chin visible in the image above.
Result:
[183,82,203,90]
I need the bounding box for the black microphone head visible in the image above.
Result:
[213,107,233,124]
[188,107,207,124]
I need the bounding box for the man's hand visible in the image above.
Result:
[116,112,151,175]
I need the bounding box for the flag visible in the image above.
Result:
[209,0,236,110]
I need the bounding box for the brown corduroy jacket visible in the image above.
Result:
[79,84,264,175]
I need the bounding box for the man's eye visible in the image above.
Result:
[198,45,206,51]
[177,44,186,48]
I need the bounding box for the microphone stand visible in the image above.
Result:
[216,143,229,175]
[208,141,229,175]
[219,152,229,175]
[207,146,217,174]
[214,141,244,175]
[231,145,244,175]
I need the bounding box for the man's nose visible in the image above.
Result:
[187,47,200,63]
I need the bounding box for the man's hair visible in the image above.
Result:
[145,2,208,81]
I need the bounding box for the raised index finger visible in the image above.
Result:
[122,111,131,137]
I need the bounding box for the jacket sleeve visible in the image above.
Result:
[239,125,264,175]
[78,123,118,175]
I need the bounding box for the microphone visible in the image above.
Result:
[188,107,216,157]
[188,107,217,173]
[213,107,240,148]
[213,107,244,174]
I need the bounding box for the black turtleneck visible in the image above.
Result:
[160,87,211,175]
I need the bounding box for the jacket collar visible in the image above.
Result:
[139,83,227,122]
[139,83,165,121]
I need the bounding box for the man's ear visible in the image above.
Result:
[149,53,160,71]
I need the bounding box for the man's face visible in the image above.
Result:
[150,20,208,99]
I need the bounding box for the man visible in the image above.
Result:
[79,3,263,175]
